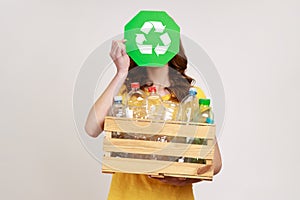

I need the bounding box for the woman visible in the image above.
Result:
[85,39,222,200]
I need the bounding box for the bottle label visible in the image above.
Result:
[126,107,133,118]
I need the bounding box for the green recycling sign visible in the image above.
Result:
[124,11,180,67]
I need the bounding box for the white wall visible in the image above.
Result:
[1,0,299,199]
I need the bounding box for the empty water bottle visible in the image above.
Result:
[177,87,200,122]
[111,96,126,117]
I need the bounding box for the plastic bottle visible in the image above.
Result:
[186,99,214,163]
[177,87,200,122]
[111,96,126,117]
[126,82,147,119]
[147,86,164,120]
[110,96,126,141]
[176,88,200,163]
[146,86,167,161]
[111,96,125,138]
[163,100,179,121]
[199,99,214,124]
[110,96,127,157]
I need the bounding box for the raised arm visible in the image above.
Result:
[85,40,130,137]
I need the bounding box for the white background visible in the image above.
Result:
[1,0,300,199]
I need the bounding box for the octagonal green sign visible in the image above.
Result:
[124,10,180,67]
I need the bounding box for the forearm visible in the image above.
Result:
[213,139,222,175]
[85,71,128,137]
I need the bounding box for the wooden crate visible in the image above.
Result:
[102,116,216,181]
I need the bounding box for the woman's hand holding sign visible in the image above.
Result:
[110,39,130,76]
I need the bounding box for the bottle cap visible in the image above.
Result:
[148,86,157,93]
[189,87,197,96]
[199,98,211,106]
[131,82,140,89]
[113,96,122,102]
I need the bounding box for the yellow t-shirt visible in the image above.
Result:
[107,86,206,200]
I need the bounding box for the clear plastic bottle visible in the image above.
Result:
[184,99,214,163]
[163,100,179,121]
[176,88,200,163]
[111,96,126,117]
[110,96,127,158]
[146,86,167,161]
[177,87,200,122]
[111,96,126,141]
[199,99,214,124]
[147,86,164,120]
[126,82,147,119]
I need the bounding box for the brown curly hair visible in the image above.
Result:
[125,41,194,102]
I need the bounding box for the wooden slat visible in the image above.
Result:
[104,117,215,139]
[162,174,212,181]
[206,160,213,165]
[102,117,216,180]
[105,131,112,139]
[102,157,213,180]
[103,138,215,159]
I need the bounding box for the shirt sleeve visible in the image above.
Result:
[194,86,206,99]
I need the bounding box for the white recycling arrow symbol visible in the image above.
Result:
[135,21,171,56]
